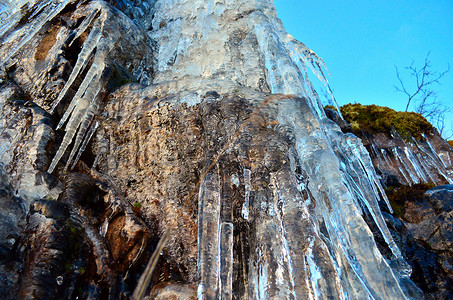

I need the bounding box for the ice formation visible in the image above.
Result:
[1,0,438,298]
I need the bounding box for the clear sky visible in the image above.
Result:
[274,0,453,139]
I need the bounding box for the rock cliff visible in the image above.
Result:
[0,0,451,299]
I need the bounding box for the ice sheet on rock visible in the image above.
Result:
[277,99,411,299]
[1,0,430,298]
[149,0,332,105]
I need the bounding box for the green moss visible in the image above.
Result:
[106,66,136,92]
[19,10,33,24]
[65,263,72,272]
[388,198,405,218]
[133,202,142,214]
[324,105,338,111]
[385,183,435,219]
[339,103,434,140]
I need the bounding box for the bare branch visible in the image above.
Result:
[395,51,450,116]
[395,51,452,139]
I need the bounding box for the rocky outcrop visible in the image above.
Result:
[0,168,25,299]
[363,131,452,187]
[406,185,453,298]
[325,107,453,187]
[382,185,453,299]
[326,106,453,299]
[0,82,61,207]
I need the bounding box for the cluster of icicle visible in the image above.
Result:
[46,1,108,173]
[251,0,340,118]
[0,0,112,173]
[368,131,453,186]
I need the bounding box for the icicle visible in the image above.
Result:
[68,7,101,47]
[0,10,22,37]
[276,99,410,299]
[381,148,392,166]
[27,0,51,20]
[219,222,233,300]
[416,135,452,183]
[352,138,394,212]
[393,152,412,185]
[197,172,221,299]
[251,6,340,119]
[57,48,105,129]
[393,148,419,185]
[241,168,251,220]
[48,74,102,173]
[71,121,99,170]
[64,101,98,172]
[50,26,102,114]
[254,22,307,98]
[403,146,430,183]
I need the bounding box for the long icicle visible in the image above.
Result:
[71,121,99,170]
[64,99,99,172]
[68,6,101,47]
[57,49,105,130]
[50,26,102,114]
[48,74,102,173]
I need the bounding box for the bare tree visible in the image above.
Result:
[394,52,451,138]
[394,51,450,112]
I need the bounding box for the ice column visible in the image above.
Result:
[219,222,233,300]
[197,172,221,299]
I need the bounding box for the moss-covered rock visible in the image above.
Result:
[339,103,434,140]
[385,183,435,219]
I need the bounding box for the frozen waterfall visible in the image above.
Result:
[0,0,425,299]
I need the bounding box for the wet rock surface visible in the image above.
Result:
[0,168,26,300]
[0,81,61,206]
[382,185,453,299]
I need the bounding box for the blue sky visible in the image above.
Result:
[274,0,453,138]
